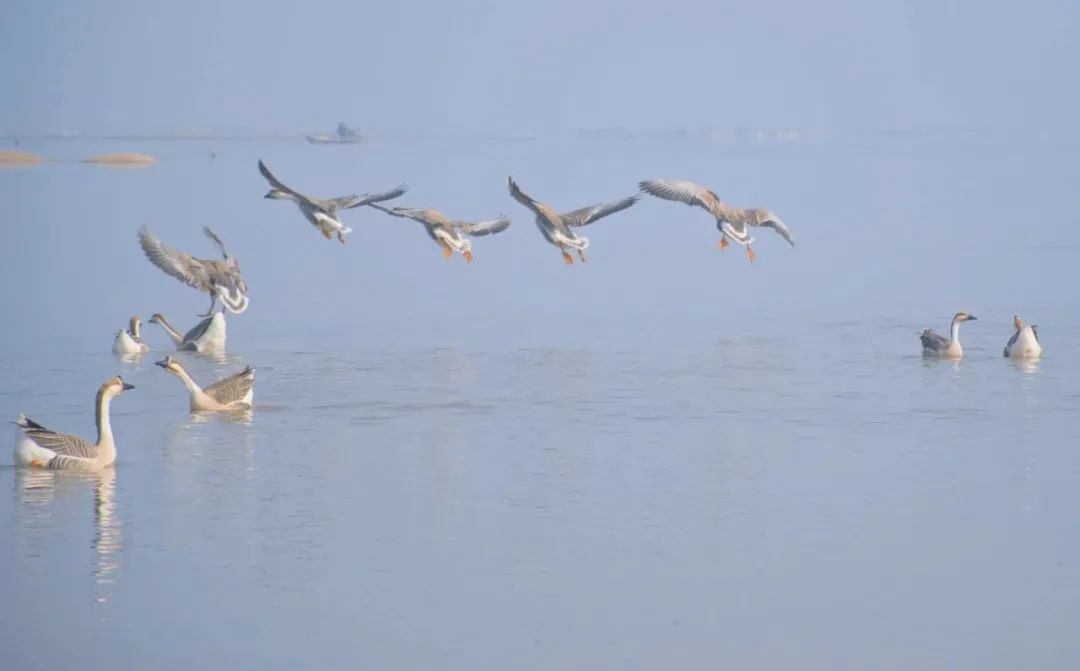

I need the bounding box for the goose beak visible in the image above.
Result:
[968,315,978,321]
[154,359,168,368]
[122,382,135,391]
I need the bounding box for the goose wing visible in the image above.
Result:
[920,329,951,353]
[454,216,512,237]
[138,226,213,292]
[258,159,325,207]
[561,195,640,227]
[343,184,409,209]
[638,179,728,217]
[182,315,215,343]
[204,367,254,405]
[17,416,96,459]
[749,211,795,246]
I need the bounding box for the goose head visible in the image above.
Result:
[100,376,135,398]
[149,313,165,325]
[154,356,184,376]
[953,312,977,323]
[128,316,143,337]
[1013,315,1023,330]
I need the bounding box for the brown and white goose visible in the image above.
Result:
[155,356,254,411]
[112,316,149,354]
[149,312,226,353]
[367,203,511,262]
[138,226,249,315]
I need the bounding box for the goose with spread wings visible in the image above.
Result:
[638,179,794,262]
[259,159,407,244]
[138,226,248,316]
[507,177,639,264]
[367,203,511,262]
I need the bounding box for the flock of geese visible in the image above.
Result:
[13,160,1044,471]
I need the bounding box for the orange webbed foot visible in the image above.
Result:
[441,245,453,259]
[718,238,729,251]
[746,246,756,263]
[562,251,574,265]
[463,250,474,264]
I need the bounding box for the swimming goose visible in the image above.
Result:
[155,356,254,411]
[920,312,977,358]
[112,316,149,354]
[507,177,638,264]
[1003,315,1042,359]
[258,159,407,244]
[14,376,134,470]
[638,179,794,262]
[138,226,249,316]
[367,203,511,262]
[149,312,226,353]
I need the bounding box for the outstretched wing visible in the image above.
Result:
[18,416,97,459]
[138,226,212,292]
[638,179,727,217]
[204,367,255,405]
[750,211,795,246]
[202,227,231,259]
[561,195,639,227]
[455,216,512,237]
[344,184,409,209]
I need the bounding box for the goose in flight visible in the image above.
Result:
[919,312,977,358]
[507,177,638,264]
[112,316,150,354]
[149,312,226,353]
[14,376,135,471]
[258,159,407,244]
[138,226,248,316]
[1003,315,1042,359]
[155,356,254,411]
[367,203,511,262]
[638,179,794,262]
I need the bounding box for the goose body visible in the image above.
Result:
[112,317,149,354]
[638,179,794,262]
[138,226,249,315]
[259,159,407,244]
[156,356,254,411]
[149,312,226,353]
[1004,315,1042,359]
[14,377,134,471]
[920,312,977,358]
[507,177,638,264]
[367,203,511,262]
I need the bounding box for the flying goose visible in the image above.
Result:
[14,376,135,470]
[149,312,226,353]
[138,226,248,316]
[507,177,639,264]
[112,316,149,354]
[920,312,977,358]
[367,203,511,262]
[638,179,794,262]
[258,159,407,244]
[1003,315,1042,359]
[155,356,254,411]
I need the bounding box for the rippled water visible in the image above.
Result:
[1,135,1079,669]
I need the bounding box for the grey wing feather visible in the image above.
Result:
[138,226,211,292]
[366,203,408,219]
[204,367,254,405]
[920,329,950,352]
[454,216,512,237]
[754,218,795,246]
[202,227,230,259]
[344,184,409,209]
[19,417,97,459]
[562,195,640,227]
[638,179,721,213]
[182,315,214,343]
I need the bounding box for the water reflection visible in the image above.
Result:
[185,409,254,426]
[14,468,123,610]
[1007,357,1041,375]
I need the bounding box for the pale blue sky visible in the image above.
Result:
[2,0,1077,135]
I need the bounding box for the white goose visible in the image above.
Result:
[149,312,226,353]
[1004,315,1042,359]
[14,376,135,470]
[155,356,254,411]
[919,312,977,358]
[112,316,149,354]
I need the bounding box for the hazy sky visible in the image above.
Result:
[2,0,1078,135]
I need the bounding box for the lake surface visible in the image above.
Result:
[1,134,1078,669]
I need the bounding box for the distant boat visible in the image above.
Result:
[306,122,363,145]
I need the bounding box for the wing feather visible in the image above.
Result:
[204,367,254,405]
[638,179,726,216]
[138,226,212,292]
[454,216,512,237]
[344,184,409,209]
[18,417,97,459]
[561,195,639,227]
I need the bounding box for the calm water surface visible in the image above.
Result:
[1,135,1078,669]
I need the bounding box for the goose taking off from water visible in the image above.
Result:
[507,177,639,264]
[138,226,248,316]
[1004,315,1042,359]
[149,312,226,353]
[14,376,135,470]
[112,316,149,354]
[638,179,794,262]
[258,159,407,244]
[367,203,511,262]
[156,356,254,411]
[920,312,977,358]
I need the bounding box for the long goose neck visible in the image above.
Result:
[950,317,962,343]
[129,319,141,339]
[95,388,114,447]
[172,366,204,398]
[155,316,184,345]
